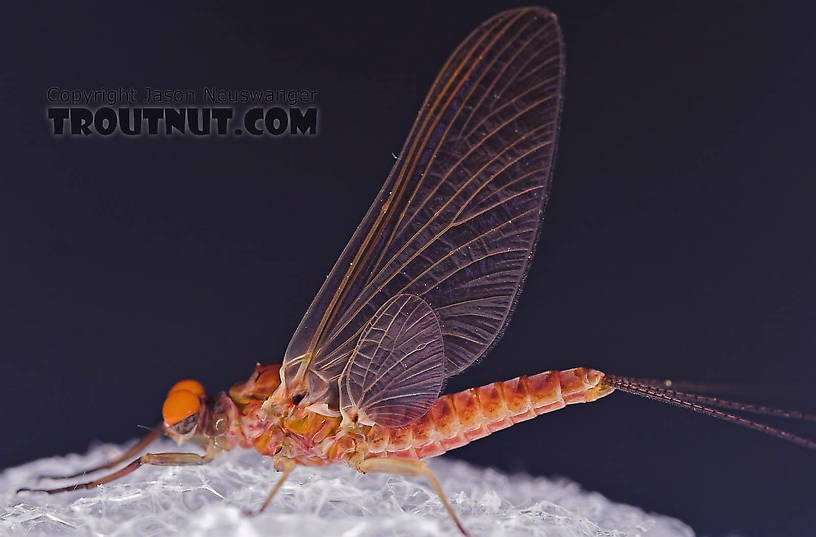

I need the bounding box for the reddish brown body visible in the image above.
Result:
[367,368,613,460]
[217,364,613,468]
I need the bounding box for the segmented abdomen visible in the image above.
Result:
[363,367,613,459]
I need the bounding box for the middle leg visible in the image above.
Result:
[244,457,296,516]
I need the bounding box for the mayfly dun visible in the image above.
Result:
[19,7,816,536]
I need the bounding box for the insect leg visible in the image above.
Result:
[18,451,216,494]
[244,457,296,516]
[356,458,471,537]
[34,427,162,482]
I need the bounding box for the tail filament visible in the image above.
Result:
[603,375,816,451]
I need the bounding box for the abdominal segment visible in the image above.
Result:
[363,368,613,459]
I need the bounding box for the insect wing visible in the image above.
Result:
[340,294,445,427]
[282,7,564,407]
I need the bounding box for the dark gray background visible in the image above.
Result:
[2,2,815,536]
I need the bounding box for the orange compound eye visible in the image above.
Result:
[162,389,201,426]
[168,379,205,397]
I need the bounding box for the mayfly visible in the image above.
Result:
[21,7,816,535]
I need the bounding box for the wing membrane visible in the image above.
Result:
[282,7,564,408]
[340,294,445,427]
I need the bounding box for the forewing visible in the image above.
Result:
[282,7,564,407]
[340,294,444,427]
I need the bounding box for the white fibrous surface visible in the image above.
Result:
[1,439,694,537]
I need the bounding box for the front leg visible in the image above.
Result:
[19,451,217,494]
[355,457,471,537]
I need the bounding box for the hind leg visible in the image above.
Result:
[355,457,471,537]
